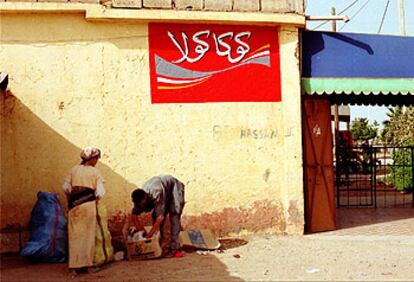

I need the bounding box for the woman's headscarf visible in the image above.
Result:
[80,146,101,162]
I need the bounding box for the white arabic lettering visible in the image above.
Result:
[168,30,210,63]
[234,32,251,62]
[168,30,252,64]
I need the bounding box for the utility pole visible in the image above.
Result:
[331,6,341,210]
[399,0,406,113]
[332,7,340,142]
[331,7,337,32]
[399,0,406,36]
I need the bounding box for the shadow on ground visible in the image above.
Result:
[0,252,243,282]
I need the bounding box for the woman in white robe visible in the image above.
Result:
[62,147,113,272]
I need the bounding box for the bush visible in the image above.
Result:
[389,148,413,192]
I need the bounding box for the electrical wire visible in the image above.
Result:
[338,0,362,17]
[378,0,390,34]
[312,0,360,30]
[338,0,372,31]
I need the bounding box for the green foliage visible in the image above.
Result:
[350,117,378,143]
[381,106,414,146]
[380,106,414,191]
[389,148,413,192]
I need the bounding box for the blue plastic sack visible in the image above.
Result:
[21,192,67,263]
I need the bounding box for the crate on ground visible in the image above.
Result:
[126,226,162,260]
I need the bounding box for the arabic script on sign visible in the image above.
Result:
[168,31,252,64]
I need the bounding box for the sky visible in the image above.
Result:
[304,0,414,127]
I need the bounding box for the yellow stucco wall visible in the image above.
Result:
[0,12,304,242]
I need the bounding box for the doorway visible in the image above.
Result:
[303,96,414,234]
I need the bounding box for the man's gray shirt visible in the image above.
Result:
[142,175,185,217]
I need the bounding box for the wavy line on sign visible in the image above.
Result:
[155,54,270,80]
[157,79,209,90]
[157,75,211,85]
[249,44,270,56]
[242,50,270,62]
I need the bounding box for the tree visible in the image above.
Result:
[380,106,414,191]
[380,106,414,145]
[380,106,403,144]
[350,117,378,144]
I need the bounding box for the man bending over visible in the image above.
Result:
[125,175,185,258]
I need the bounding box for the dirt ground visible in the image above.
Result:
[1,234,414,282]
[2,208,413,281]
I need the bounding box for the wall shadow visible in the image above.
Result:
[0,92,138,251]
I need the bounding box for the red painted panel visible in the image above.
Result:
[148,23,281,103]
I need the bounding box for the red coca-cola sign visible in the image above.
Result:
[148,23,281,103]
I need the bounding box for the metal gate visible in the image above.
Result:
[335,146,414,208]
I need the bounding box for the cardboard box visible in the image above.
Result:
[126,227,162,260]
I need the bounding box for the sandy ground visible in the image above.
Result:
[1,234,414,282]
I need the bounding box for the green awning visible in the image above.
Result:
[302,78,414,96]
